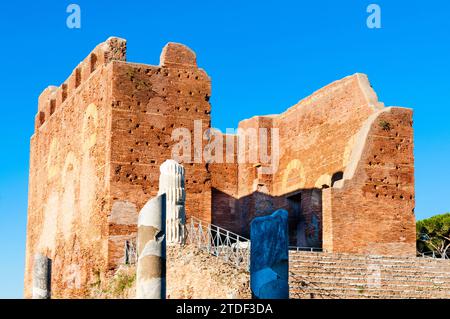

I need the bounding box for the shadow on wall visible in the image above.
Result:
[211,171,344,248]
[210,184,327,249]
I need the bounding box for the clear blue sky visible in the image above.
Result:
[0,0,449,298]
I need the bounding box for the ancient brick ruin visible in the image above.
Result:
[25,37,417,298]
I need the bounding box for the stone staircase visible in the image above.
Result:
[289,251,450,299]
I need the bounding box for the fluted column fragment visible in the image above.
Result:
[158,160,186,245]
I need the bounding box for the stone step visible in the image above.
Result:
[289,252,450,265]
[289,285,450,298]
[289,251,448,261]
[289,258,450,272]
[290,261,450,272]
[289,273,450,288]
[289,288,449,299]
[290,269,450,282]
[290,269,450,283]
[289,290,450,299]
[290,255,450,267]
[290,267,450,279]
[289,263,450,278]
[289,252,450,266]
[287,252,450,299]
[289,276,450,292]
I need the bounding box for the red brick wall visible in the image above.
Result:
[25,39,213,297]
[210,133,239,232]
[107,45,212,268]
[210,74,390,243]
[269,74,384,247]
[25,38,417,298]
[322,107,416,256]
[25,37,126,298]
[209,74,415,254]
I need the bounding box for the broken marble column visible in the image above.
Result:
[250,209,289,299]
[136,194,166,299]
[32,254,52,299]
[158,159,186,245]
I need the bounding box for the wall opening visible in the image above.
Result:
[331,171,344,187]
[287,192,302,246]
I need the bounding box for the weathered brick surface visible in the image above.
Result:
[25,37,128,298]
[25,38,212,298]
[211,73,415,253]
[322,108,416,256]
[290,251,450,299]
[107,57,212,268]
[26,38,417,298]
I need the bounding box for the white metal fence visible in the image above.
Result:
[123,219,325,268]
[417,251,449,259]
[186,217,251,271]
[289,246,323,252]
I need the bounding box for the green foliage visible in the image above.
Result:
[112,271,136,295]
[379,120,391,131]
[88,266,136,299]
[416,213,450,258]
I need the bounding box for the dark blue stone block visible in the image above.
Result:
[250,209,289,299]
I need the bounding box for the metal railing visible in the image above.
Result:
[124,239,137,265]
[289,246,323,252]
[186,217,251,271]
[417,251,449,259]
[123,218,326,268]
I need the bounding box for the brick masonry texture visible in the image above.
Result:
[25,37,417,298]
[211,73,416,255]
[289,251,450,299]
[25,38,211,298]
